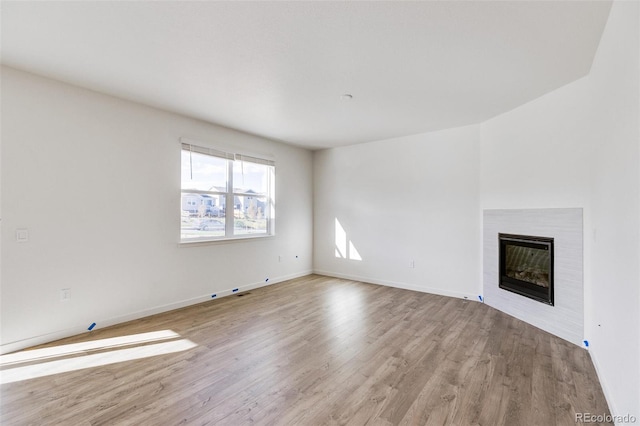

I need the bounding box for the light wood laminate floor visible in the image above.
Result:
[1,275,611,425]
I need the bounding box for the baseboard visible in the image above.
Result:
[588,348,619,422]
[0,270,313,355]
[313,269,478,301]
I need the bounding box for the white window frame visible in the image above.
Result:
[180,139,275,243]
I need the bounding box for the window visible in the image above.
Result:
[180,141,274,242]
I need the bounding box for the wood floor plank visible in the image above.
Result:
[1,275,611,425]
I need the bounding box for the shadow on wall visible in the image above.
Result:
[335,218,362,261]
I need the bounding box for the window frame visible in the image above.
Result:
[180,140,275,244]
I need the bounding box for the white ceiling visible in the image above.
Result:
[1,1,611,149]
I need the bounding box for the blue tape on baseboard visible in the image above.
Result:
[232,288,239,293]
[265,278,269,282]
[88,322,96,331]
[478,295,483,302]
[211,294,217,298]
[583,340,589,348]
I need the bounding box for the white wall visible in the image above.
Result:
[0,66,314,352]
[587,0,639,419]
[480,0,639,419]
[313,125,481,299]
[480,76,594,211]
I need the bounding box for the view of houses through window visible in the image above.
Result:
[180,143,274,241]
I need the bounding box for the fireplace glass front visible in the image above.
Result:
[499,233,554,305]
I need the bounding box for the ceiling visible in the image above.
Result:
[1,1,612,149]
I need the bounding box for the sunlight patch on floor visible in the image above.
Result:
[0,330,196,384]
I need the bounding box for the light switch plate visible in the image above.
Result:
[16,229,29,243]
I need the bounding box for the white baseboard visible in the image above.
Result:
[313,269,479,302]
[0,270,312,355]
[588,348,619,422]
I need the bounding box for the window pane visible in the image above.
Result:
[181,217,226,240]
[233,195,268,235]
[232,161,269,194]
[181,192,226,239]
[181,192,225,217]
[181,150,227,192]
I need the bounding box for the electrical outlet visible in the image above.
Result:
[278,255,282,262]
[60,288,71,302]
[409,260,415,268]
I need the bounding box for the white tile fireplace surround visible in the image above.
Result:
[483,208,583,346]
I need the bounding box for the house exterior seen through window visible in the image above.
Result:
[180,142,274,242]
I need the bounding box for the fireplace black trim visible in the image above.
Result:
[499,233,554,306]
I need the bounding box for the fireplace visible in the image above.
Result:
[499,233,554,305]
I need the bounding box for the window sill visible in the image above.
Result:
[178,234,274,247]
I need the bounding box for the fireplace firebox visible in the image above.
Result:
[499,233,554,305]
